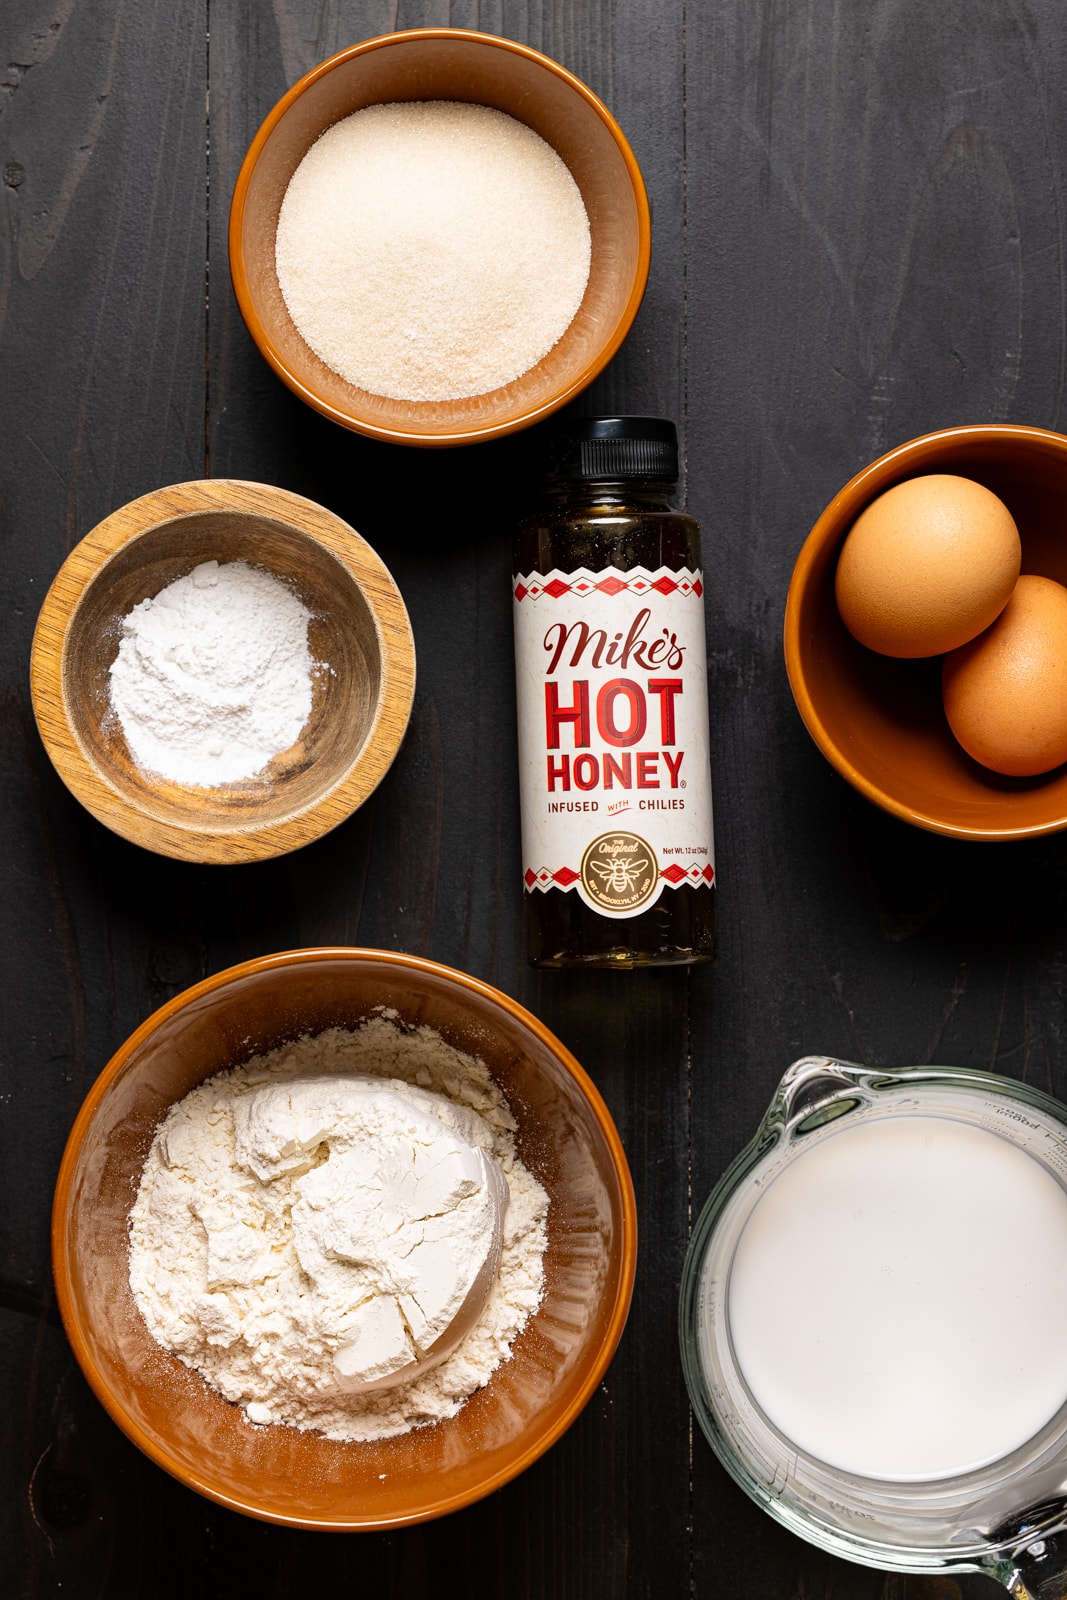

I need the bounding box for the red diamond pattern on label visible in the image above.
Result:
[661,863,717,885]
[527,864,711,892]
[513,567,703,603]
[526,866,581,889]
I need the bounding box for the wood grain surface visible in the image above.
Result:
[3,1,1066,1596]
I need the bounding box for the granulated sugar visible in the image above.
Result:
[275,100,591,402]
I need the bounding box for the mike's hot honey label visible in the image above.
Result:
[514,565,715,919]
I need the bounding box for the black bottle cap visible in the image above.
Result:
[545,416,679,483]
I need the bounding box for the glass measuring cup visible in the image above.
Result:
[680,1056,1067,1597]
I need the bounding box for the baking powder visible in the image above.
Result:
[108,558,314,787]
[128,1015,549,1441]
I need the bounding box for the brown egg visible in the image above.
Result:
[942,575,1067,776]
[835,474,1021,657]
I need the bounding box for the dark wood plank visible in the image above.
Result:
[0,1,210,1595]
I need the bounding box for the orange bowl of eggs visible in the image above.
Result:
[784,423,1067,839]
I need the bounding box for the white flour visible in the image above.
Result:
[128,1016,549,1441]
[275,100,591,401]
[108,559,314,787]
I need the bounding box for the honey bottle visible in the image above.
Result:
[513,417,716,968]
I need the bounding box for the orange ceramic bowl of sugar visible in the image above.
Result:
[52,947,637,1529]
[784,423,1067,840]
[228,28,651,447]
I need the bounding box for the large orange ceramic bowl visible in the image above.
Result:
[229,28,650,447]
[52,949,636,1529]
[784,424,1067,840]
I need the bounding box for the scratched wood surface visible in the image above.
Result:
[4,0,1067,1595]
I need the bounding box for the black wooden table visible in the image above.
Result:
[4,3,1065,1595]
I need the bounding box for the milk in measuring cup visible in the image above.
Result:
[727,1114,1067,1481]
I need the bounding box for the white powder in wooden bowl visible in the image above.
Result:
[108,559,315,788]
[275,100,591,402]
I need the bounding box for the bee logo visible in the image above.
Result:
[590,854,650,895]
[580,831,659,914]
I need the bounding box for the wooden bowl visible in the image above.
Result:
[51,947,637,1529]
[784,424,1067,840]
[228,28,651,447]
[30,480,415,863]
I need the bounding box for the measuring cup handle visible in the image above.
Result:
[990,1509,1067,1596]
[1004,1545,1067,1598]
